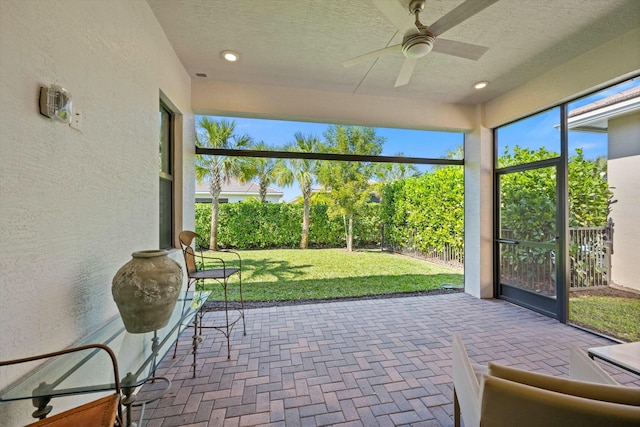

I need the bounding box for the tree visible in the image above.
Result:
[443,145,464,161]
[195,118,251,249]
[237,141,285,203]
[378,157,420,182]
[373,152,420,201]
[278,132,322,249]
[317,126,384,252]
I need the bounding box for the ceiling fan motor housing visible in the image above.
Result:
[402,32,435,58]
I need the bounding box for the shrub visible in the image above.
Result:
[195,199,382,249]
[381,166,464,255]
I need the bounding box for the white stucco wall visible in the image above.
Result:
[608,111,640,291]
[464,106,494,299]
[0,0,194,423]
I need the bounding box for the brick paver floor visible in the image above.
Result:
[134,293,639,427]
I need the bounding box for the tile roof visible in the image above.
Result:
[568,86,640,117]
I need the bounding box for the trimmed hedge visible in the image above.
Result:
[195,199,381,249]
[381,166,464,255]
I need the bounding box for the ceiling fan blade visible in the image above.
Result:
[432,38,489,60]
[372,0,417,35]
[395,57,417,87]
[428,0,499,37]
[343,44,402,68]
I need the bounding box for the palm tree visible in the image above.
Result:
[195,118,252,249]
[238,141,282,203]
[280,132,322,249]
[378,153,420,182]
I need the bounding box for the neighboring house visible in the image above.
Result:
[287,185,327,204]
[567,86,640,292]
[196,178,283,203]
[288,181,380,204]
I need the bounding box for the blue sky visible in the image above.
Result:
[201,77,638,201]
[497,77,639,161]
[210,116,465,159]
[204,116,464,201]
[498,107,607,162]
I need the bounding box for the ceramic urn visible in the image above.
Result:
[112,250,183,333]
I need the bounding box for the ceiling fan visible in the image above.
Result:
[344,0,497,87]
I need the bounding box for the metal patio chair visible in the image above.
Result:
[178,230,246,359]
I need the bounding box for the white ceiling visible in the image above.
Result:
[147,0,640,106]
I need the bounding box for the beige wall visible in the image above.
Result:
[0,0,193,423]
[608,111,640,291]
[192,79,477,132]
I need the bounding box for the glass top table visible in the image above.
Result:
[588,341,640,376]
[0,290,210,405]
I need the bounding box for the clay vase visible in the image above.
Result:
[112,250,183,333]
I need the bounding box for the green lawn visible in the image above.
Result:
[198,248,640,342]
[199,248,463,302]
[570,295,640,342]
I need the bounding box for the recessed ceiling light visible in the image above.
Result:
[221,50,239,62]
[473,81,489,90]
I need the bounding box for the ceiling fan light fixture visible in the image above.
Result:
[473,81,489,89]
[221,50,239,62]
[345,0,493,88]
[402,33,435,59]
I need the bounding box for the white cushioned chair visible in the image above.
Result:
[451,333,640,427]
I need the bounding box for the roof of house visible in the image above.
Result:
[196,178,283,196]
[569,86,640,118]
[567,85,640,132]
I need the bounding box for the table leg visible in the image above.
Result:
[120,372,137,427]
[191,314,202,378]
[151,331,160,379]
[31,382,53,420]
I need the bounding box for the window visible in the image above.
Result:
[159,102,174,249]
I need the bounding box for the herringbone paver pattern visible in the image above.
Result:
[134,293,639,426]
